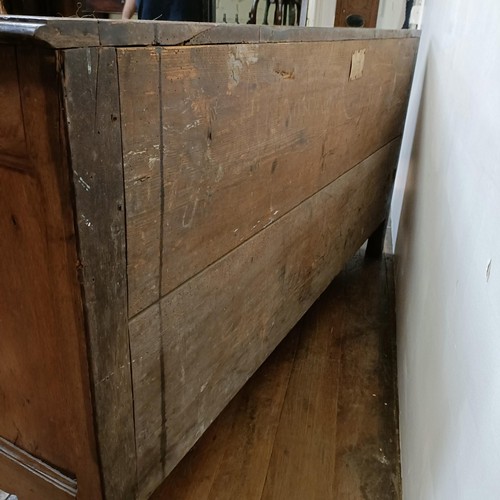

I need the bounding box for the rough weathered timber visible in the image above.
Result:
[152,252,401,500]
[149,138,400,479]
[118,47,162,317]
[0,16,419,49]
[63,47,136,500]
[157,39,417,295]
[0,19,419,500]
[99,20,156,47]
[129,304,164,500]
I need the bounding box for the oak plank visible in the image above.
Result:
[117,47,162,316]
[27,18,100,47]
[185,24,261,45]
[159,39,418,294]
[160,139,400,476]
[129,304,164,500]
[99,19,156,46]
[0,17,419,48]
[258,25,419,42]
[63,47,136,500]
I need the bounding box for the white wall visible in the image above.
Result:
[305,0,336,27]
[393,1,500,499]
[376,0,405,29]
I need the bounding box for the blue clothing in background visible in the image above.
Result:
[136,0,204,21]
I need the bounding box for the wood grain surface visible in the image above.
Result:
[117,37,418,310]
[158,39,416,294]
[118,47,163,317]
[129,304,164,499]
[152,251,401,500]
[129,138,400,495]
[0,46,28,165]
[0,45,102,498]
[156,329,300,500]
[0,28,418,499]
[0,438,76,500]
[63,47,136,500]
[0,17,420,49]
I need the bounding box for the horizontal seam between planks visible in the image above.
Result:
[127,134,402,322]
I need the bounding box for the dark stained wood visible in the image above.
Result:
[62,47,136,500]
[0,46,28,164]
[335,0,380,28]
[158,39,418,295]
[151,250,400,500]
[0,438,76,500]
[157,139,399,477]
[0,0,79,16]
[0,45,102,498]
[117,47,162,317]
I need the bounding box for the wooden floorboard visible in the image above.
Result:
[152,248,400,500]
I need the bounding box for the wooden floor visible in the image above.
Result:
[152,249,401,500]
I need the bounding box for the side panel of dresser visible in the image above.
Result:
[0,44,102,499]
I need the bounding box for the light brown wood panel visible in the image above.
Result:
[118,47,162,317]
[151,251,401,500]
[154,138,400,477]
[153,328,299,500]
[63,47,136,500]
[0,45,102,499]
[129,304,164,500]
[158,39,417,295]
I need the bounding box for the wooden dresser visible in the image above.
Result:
[0,17,419,499]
